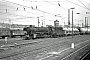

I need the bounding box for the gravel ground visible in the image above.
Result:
[0,35,90,60]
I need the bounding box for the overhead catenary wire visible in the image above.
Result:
[0,0,69,25]
[43,0,68,11]
[43,0,90,16]
[25,0,90,11]
[0,0,89,26]
[1,0,89,17]
[0,8,41,18]
[0,1,41,16]
[0,10,44,22]
[23,0,65,2]
[0,5,43,19]
[66,0,90,11]
[1,0,61,17]
[0,0,87,17]
[81,0,90,4]
[0,11,36,19]
[42,0,90,16]
[78,0,90,10]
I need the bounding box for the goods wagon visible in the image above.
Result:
[10,28,26,38]
[0,28,10,38]
[78,27,90,35]
[63,28,79,36]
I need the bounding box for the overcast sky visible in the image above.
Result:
[0,0,90,27]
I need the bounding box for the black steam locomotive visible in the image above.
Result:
[23,25,80,40]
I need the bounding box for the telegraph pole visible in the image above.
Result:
[70,8,75,38]
[9,19,11,28]
[42,20,43,27]
[87,17,88,33]
[9,19,11,38]
[38,18,39,27]
[85,17,87,27]
[72,9,74,38]
[37,17,40,29]
[68,9,70,26]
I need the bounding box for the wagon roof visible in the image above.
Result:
[0,28,10,30]
[10,28,23,30]
[63,28,79,31]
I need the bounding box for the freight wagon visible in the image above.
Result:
[78,27,90,35]
[0,28,10,38]
[0,28,26,38]
[10,28,26,38]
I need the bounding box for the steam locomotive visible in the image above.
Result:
[23,25,81,40]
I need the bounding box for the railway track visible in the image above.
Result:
[0,38,69,59]
[0,36,74,60]
[0,35,90,60]
[38,38,90,60]
[80,49,90,60]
